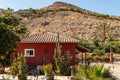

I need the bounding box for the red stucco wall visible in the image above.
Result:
[17,43,77,66]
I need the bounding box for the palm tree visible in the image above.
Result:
[96,22,115,63]
[96,22,111,54]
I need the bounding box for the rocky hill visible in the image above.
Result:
[1,2,120,40]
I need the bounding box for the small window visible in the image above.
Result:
[24,49,35,57]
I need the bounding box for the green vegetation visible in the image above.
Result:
[79,22,120,55]
[18,8,37,18]
[96,22,111,54]
[79,39,120,57]
[106,40,120,53]
[54,33,73,76]
[96,14,110,18]
[75,65,111,80]
[10,54,27,76]
[0,8,27,66]
[0,8,27,55]
[17,2,120,21]
[54,33,63,75]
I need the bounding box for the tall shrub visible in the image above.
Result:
[53,33,73,75]
[53,32,63,75]
[61,52,73,75]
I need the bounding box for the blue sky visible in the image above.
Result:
[0,0,120,16]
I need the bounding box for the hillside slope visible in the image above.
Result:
[1,2,120,40]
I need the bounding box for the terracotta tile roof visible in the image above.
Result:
[20,32,79,43]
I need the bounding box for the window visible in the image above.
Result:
[24,49,35,57]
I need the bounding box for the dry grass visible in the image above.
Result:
[1,2,119,40]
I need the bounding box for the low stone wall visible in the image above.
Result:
[0,74,71,80]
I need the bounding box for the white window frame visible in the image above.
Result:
[24,49,35,57]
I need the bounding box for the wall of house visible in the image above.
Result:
[17,43,77,66]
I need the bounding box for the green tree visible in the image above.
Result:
[96,22,111,54]
[0,27,20,55]
[106,40,120,53]
[0,8,27,57]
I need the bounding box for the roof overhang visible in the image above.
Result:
[76,44,91,52]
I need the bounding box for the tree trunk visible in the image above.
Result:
[85,52,86,67]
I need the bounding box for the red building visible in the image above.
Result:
[17,32,79,66]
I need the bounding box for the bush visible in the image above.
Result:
[43,63,53,75]
[10,54,27,76]
[60,52,73,76]
[96,14,109,18]
[75,64,111,80]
